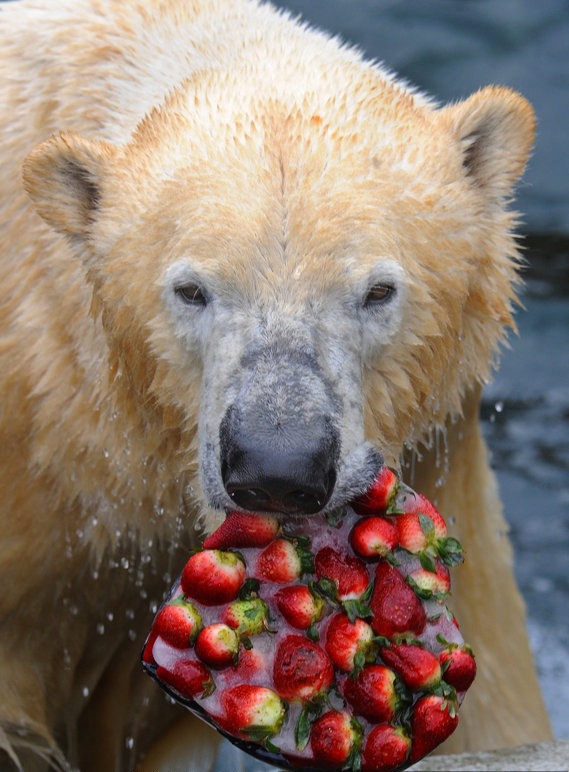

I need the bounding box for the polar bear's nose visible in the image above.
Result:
[220,408,338,515]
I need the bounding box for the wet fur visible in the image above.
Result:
[0,0,552,769]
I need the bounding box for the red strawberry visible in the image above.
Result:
[181,550,246,605]
[361,724,411,772]
[273,634,334,702]
[255,538,313,583]
[194,623,239,668]
[439,646,477,692]
[379,642,441,690]
[370,560,426,639]
[350,516,399,558]
[396,494,447,554]
[315,546,369,601]
[410,694,459,761]
[142,630,158,664]
[222,684,286,742]
[152,597,203,649]
[221,597,269,635]
[343,664,401,723]
[156,659,214,699]
[407,562,450,601]
[352,467,399,515]
[275,585,325,633]
[203,511,280,549]
[232,647,266,680]
[324,613,378,673]
[309,711,362,768]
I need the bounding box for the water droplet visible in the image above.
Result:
[96,623,105,635]
[121,557,130,570]
[69,605,79,616]
[125,608,135,620]
[149,600,158,614]
[128,629,137,641]
[106,611,114,622]
[92,569,99,581]
[102,448,109,459]
[449,515,456,525]
[495,400,504,413]
[82,686,90,698]
[125,736,134,750]
[75,529,84,540]
[91,516,99,527]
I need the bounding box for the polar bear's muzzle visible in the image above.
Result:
[219,402,339,514]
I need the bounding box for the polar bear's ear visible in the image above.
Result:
[23,132,115,242]
[439,86,536,202]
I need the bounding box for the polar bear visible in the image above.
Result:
[0,0,551,770]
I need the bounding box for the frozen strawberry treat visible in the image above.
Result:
[142,468,475,771]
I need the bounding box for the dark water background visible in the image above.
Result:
[2,0,567,753]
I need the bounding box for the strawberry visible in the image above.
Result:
[314,546,369,601]
[156,659,214,699]
[407,562,450,601]
[343,664,401,724]
[255,538,313,583]
[221,597,270,636]
[324,613,378,673]
[350,516,399,558]
[222,684,286,743]
[370,560,426,640]
[361,724,411,772]
[379,642,442,691]
[273,634,334,702]
[309,711,362,769]
[352,467,399,515]
[152,597,203,649]
[410,694,459,762]
[181,549,246,605]
[142,631,158,664]
[194,623,239,668]
[396,494,447,553]
[439,645,477,692]
[232,647,266,680]
[396,495,464,569]
[203,511,280,549]
[275,585,325,635]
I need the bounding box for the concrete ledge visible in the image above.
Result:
[411,740,569,771]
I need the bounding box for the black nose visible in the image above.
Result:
[220,409,338,515]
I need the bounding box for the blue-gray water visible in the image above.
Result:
[2,0,568,753]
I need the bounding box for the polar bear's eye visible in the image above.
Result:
[364,283,395,307]
[176,283,208,307]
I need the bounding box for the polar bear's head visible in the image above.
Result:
[23,78,534,521]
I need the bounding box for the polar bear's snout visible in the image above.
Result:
[219,403,339,515]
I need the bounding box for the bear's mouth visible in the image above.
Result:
[224,467,338,516]
[219,442,384,519]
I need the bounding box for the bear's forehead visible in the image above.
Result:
[107,74,476,293]
[125,64,457,189]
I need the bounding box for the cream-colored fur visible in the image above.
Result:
[0,1,552,770]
